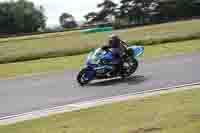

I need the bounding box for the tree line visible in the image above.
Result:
[83,0,200,28]
[0,0,199,34]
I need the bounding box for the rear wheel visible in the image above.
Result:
[77,69,91,86]
[121,58,138,78]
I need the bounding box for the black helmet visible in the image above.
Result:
[109,34,119,40]
[109,34,120,44]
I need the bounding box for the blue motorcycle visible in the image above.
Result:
[77,45,144,86]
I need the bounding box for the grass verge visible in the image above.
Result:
[0,19,200,63]
[0,39,200,77]
[1,87,200,133]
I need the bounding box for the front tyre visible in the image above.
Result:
[77,69,91,86]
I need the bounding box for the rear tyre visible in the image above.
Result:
[77,69,90,86]
[129,58,138,74]
[121,58,138,78]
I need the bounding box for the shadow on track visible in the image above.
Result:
[88,75,148,87]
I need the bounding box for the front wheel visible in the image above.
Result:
[77,69,91,86]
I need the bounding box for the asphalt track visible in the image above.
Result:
[0,52,200,118]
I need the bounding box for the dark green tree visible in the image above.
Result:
[176,0,195,17]
[59,13,77,28]
[156,0,196,21]
[119,0,158,24]
[0,0,46,34]
[94,0,118,22]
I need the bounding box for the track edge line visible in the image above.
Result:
[1,82,200,125]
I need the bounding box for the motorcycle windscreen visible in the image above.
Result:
[129,46,144,57]
[87,48,105,64]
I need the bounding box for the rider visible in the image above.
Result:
[102,34,128,72]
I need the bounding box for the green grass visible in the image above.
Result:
[0,39,200,77]
[1,87,200,133]
[0,19,200,63]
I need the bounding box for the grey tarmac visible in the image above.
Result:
[0,52,200,119]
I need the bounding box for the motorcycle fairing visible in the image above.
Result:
[129,46,144,58]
